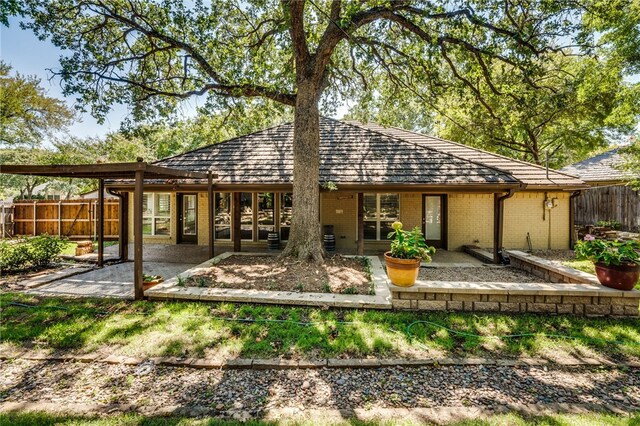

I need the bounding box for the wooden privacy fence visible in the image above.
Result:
[573,185,640,232]
[11,199,119,240]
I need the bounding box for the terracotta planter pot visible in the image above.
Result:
[384,251,421,287]
[143,276,164,291]
[594,262,640,291]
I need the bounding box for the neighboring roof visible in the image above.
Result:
[151,117,519,188]
[560,148,625,183]
[349,121,586,189]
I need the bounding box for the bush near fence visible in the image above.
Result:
[0,235,69,273]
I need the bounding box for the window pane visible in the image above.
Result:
[240,193,253,240]
[215,225,231,240]
[380,221,395,240]
[142,218,152,235]
[154,218,170,235]
[380,194,399,221]
[215,193,231,225]
[364,221,377,240]
[142,194,152,217]
[280,193,293,227]
[425,196,442,240]
[363,194,377,220]
[155,194,170,217]
[257,193,275,240]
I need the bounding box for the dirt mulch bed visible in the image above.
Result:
[186,255,373,295]
[0,263,70,291]
[420,266,544,283]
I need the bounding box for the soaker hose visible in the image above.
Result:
[4,301,640,347]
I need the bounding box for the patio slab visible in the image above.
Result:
[28,261,198,299]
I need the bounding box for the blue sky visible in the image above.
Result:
[0,16,208,139]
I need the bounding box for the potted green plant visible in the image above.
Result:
[143,274,164,291]
[574,235,640,291]
[384,221,435,287]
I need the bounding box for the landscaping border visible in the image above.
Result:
[145,252,392,309]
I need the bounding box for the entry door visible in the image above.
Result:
[423,195,447,249]
[177,193,197,244]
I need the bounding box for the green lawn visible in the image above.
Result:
[1,293,639,362]
[1,411,638,426]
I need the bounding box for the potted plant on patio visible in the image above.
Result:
[384,221,435,287]
[574,235,640,291]
[143,273,164,291]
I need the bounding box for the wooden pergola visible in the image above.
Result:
[0,161,217,300]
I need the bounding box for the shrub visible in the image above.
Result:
[0,235,69,272]
[574,235,640,266]
[596,220,622,230]
[27,235,69,267]
[0,239,31,272]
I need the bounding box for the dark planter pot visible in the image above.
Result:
[594,262,640,291]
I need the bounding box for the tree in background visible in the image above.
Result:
[22,0,614,261]
[0,62,75,147]
[617,136,640,190]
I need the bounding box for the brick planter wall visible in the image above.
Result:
[390,281,640,317]
[507,251,600,285]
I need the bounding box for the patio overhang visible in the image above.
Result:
[0,161,218,300]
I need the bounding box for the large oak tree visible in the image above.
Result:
[22,0,600,261]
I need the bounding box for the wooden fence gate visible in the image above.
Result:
[11,200,119,240]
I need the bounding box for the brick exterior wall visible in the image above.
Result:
[503,192,570,250]
[197,192,209,246]
[448,194,494,250]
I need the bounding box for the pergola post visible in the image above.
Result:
[97,179,104,267]
[357,192,364,255]
[233,192,241,252]
[133,170,144,300]
[208,171,215,259]
[120,193,129,261]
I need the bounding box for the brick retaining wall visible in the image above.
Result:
[390,281,640,317]
[507,251,600,285]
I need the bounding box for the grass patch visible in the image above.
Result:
[0,411,638,426]
[1,292,639,361]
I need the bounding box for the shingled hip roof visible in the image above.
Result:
[351,121,586,189]
[560,148,628,183]
[109,118,586,190]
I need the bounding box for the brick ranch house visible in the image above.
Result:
[106,118,587,260]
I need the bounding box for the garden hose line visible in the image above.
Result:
[5,301,640,347]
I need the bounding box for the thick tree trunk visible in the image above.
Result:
[280,84,324,262]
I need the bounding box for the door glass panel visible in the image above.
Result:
[182,194,197,236]
[240,192,253,240]
[280,193,292,240]
[257,193,275,240]
[425,196,442,240]
[214,192,231,240]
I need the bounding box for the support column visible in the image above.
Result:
[97,179,104,267]
[208,172,215,259]
[120,193,129,261]
[233,192,241,252]
[357,192,364,255]
[133,170,144,300]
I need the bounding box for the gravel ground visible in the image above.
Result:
[420,266,543,283]
[1,359,638,413]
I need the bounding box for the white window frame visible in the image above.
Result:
[363,193,400,241]
[142,193,171,236]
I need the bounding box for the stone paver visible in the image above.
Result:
[29,261,198,299]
